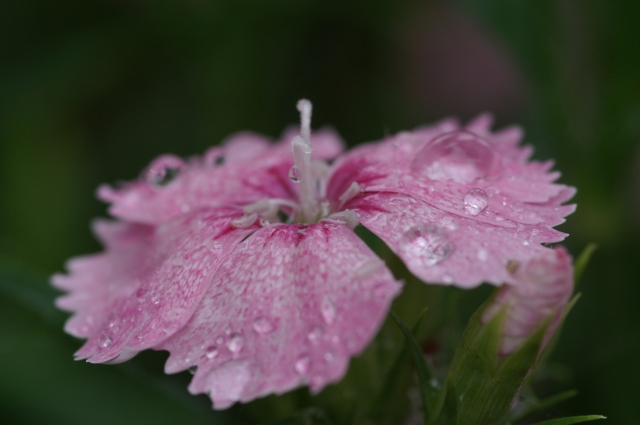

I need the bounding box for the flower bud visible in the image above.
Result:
[483,246,574,355]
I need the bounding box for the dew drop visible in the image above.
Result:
[227,333,245,353]
[188,365,198,375]
[252,317,274,334]
[150,291,161,305]
[295,356,310,374]
[289,166,301,182]
[216,336,225,345]
[324,351,335,362]
[412,131,502,183]
[98,333,113,348]
[442,275,453,284]
[320,300,337,325]
[308,326,323,344]
[399,225,453,267]
[463,188,488,216]
[205,346,219,359]
[145,155,185,186]
[477,249,488,261]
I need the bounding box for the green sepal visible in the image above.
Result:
[509,389,578,423]
[435,289,553,425]
[529,415,606,425]
[573,244,597,286]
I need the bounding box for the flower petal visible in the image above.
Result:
[156,221,401,409]
[54,208,256,363]
[327,116,573,232]
[349,192,566,288]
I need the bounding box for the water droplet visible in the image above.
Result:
[227,334,245,353]
[412,131,502,183]
[205,346,219,359]
[188,365,198,375]
[477,249,488,261]
[216,336,225,345]
[150,291,161,305]
[522,240,530,246]
[510,201,524,213]
[320,300,336,325]
[295,356,310,374]
[308,326,323,344]
[399,225,453,267]
[252,317,274,334]
[442,275,453,284]
[463,188,488,216]
[98,333,112,348]
[135,287,148,301]
[108,318,120,333]
[289,166,301,182]
[145,155,185,186]
[324,351,335,362]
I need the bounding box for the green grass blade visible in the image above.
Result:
[531,415,606,425]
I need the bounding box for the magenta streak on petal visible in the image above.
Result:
[55,208,256,364]
[156,222,401,409]
[349,192,566,288]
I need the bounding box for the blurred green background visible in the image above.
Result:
[1,0,638,423]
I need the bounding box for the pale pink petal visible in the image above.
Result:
[55,208,256,363]
[156,221,401,409]
[326,116,573,232]
[347,192,566,288]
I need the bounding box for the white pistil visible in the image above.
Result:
[292,99,320,223]
[322,209,359,229]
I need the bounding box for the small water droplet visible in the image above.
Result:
[530,229,540,236]
[188,365,198,375]
[294,356,310,374]
[463,188,488,216]
[442,275,453,283]
[252,317,274,334]
[522,240,530,246]
[510,201,524,213]
[227,333,245,353]
[98,333,112,348]
[205,346,219,359]
[108,318,120,333]
[477,249,488,261]
[399,225,453,267]
[145,155,185,186]
[289,166,301,182]
[136,287,148,301]
[412,131,502,183]
[150,291,161,305]
[320,300,336,325]
[308,326,323,344]
[324,351,335,362]
[216,336,225,345]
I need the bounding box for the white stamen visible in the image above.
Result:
[323,209,359,229]
[292,99,319,223]
[231,213,258,229]
[297,99,312,145]
[338,182,362,209]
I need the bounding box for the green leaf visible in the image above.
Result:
[510,389,578,423]
[573,243,597,285]
[390,311,435,425]
[530,414,606,425]
[263,408,333,425]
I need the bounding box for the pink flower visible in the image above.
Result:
[52,101,574,408]
[482,246,574,355]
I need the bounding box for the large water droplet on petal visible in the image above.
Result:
[98,333,113,348]
[252,317,274,334]
[399,225,453,267]
[227,333,245,353]
[295,356,311,374]
[412,131,502,183]
[464,188,488,216]
[145,155,185,186]
[289,166,301,183]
